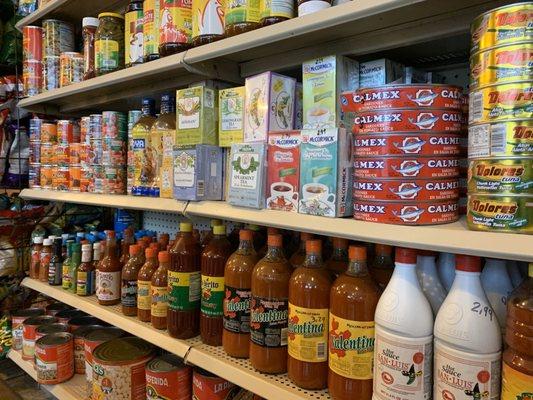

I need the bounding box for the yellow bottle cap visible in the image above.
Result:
[210,219,222,227]
[213,225,226,235]
[98,12,124,19]
[180,222,192,232]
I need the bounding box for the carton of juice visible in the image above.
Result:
[267,131,301,212]
[244,72,296,143]
[219,87,245,147]
[299,128,352,217]
[302,55,359,129]
[227,143,267,208]
[176,86,217,146]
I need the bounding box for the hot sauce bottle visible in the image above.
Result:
[121,245,144,316]
[96,231,122,305]
[223,229,259,358]
[119,227,134,266]
[326,237,348,278]
[328,246,380,400]
[137,247,159,322]
[77,243,95,296]
[250,233,291,374]
[30,236,43,279]
[288,239,331,389]
[151,251,170,329]
[200,225,232,346]
[39,238,53,282]
[289,232,313,269]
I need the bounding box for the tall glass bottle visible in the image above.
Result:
[159,0,192,56]
[125,0,144,67]
[48,238,63,286]
[121,245,144,316]
[62,242,74,290]
[137,247,159,321]
[96,231,122,306]
[151,251,169,329]
[77,243,95,296]
[132,97,157,196]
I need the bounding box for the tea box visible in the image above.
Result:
[176,86,217,146]
[160,129,175,199]
[219,87,245,147]
[299,128,353,217]
[359,58,405,88]
[227,143,267,208]
[302,55,358,129]
[173,145,223,201]
[267,131,301,212]
[294,83,303,130]
[244,72,296,143]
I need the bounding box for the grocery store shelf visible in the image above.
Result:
[185,201,533,262]
[22,278,191,358]
[20,189,187,213]
[7,350,86,400]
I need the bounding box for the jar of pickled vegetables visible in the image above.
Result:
[95,13,125,76]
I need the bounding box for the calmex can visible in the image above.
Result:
[353,178,460,201]
[467,194,532,234]
[468,158,533,194]
[35,332,74,384]
[469,119,533,158]
[11,308,45,351]
[22,315,58,360]
[145,354,192,400]
[353,157,460,179]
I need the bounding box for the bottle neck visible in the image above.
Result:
[93,249,100,262]
[266,245,284,259]
[417,256,437,273]
[391,262,419,284]
[346,259,369,277]
[160,100,175,114]
[104,239,118,259]
[81,250,92,263]
[141,104,154,116]
[238,239,254,252]
[303,251,322,268]
[450,270,482,292]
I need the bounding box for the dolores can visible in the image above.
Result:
[146,354,192,400]
[467,194,532,234]
[468,158,533,195]
[11,308,45,351]
[353,178,460,201]
[22,315,58,360]
[469,119,533,158]
[35,332,74,385]
[192,368,239,400]
[353,157,460,179]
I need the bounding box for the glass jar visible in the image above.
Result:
[95,12,125,76]
[260,0,294,26]
[192,0,225,46]
[159,0,192,57]
[82,17,99,80]
[224,0,260,36]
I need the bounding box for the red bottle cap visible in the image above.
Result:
[267,234,282,247]
[333,237,348,249]
[301,232,313,241]
[455,254,481,272]
[395,247,417,264]
[146,247,156,258]
[158,251,169,263]
[306,239,322,254]
[267,227,279,235]
[349,245,366,261]
[106,231,116,238]
[240,229,253,241]
[375,244,392,255]
[129,244,140,256]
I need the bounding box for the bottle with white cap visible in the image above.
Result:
[417,250,447,315]
[481,258,513,331]
[374,247,433,400]
[434,255,501,400]
[437,252,455,292]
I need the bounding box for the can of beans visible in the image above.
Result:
[43,56,60,91]
[54,143,69,166]
[146,354,192,400]
[22,315,58,360]
[72,324,104,374]
[469,119,533,158]
[22,26,43,61]
[80,167,92,192]
[468,157,533,195]
[57,119,79,143]
[29,163,41,188]
[35,323,69,341]
[67,316,103,333]
[42,19,74,57]
[69,164,81,191]
[55,309,86,325]
[192,368,238,400]
[353,178,460,201]
[29,141,41,163]
[52,166,69,191]
[89,114,103,141]
[59,52,84,87]
[40,164,54,189]
[41,122,57,144]
[353,157,460,179]
[45,303,72,317]
[80,116,90,144]
[22,60,42,97]
[102,111,127,140]
[11,308,45,351]
[35,332,74,384]
[92,337,154,400]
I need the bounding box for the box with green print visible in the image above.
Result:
[228,143,267,208]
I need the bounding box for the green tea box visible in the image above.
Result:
[219,86,245,147]
[176,86,217,146]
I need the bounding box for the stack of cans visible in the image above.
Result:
[22,26,43,97]
[39,121,57,189]
[42,19,74,92]
[29,118,43,188]
[127,110,142,195]
[59,52,84,87]
[87,114,103,193]
[101,111,127,194]
[467,2,533,234]
[54,120,80,191]
[341,83,463,226]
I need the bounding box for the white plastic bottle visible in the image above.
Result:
[506,260,523,288]
[437,252,455,292]
[434,255,502,400]
[374,247,434,400]
[417,251,447,315]
[481,258,513,331]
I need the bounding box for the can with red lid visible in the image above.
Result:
[146,354,192,400]
[353,157,460,179]
[353,178,460,201]
[22,315,58,360]
[35,332,74,385]
[192,368,240,400]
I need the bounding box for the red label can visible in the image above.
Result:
[353,157,460,179]
[11,308,45,351]
[22,315,58,360]
[192,368,239,400]
[22,26,43,61]
[146,355,192,400]
[57,120,80,144]
[35,332,74,385]
[353,178,460,201]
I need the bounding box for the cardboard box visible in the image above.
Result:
[219,86,245,147]
[159,127,176,198]
[299,128,352,218]
[266,131,301,212]
[244,72,296,143]
[303,55,359,129]
[172,145,223,201]
[176,86,217,146]
[359,58,405,88]
[227,143,267,208]
[294,83,303,130]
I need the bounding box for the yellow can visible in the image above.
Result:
[468,119,533,158]
[468,157,533,194]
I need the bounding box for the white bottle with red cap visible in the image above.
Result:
[374,247,434,400]
[417,250,447,315]
[481,258,513,331]
[437,252,455,292]
[434,255,502,400]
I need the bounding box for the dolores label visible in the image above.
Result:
[121,279,138,307]
[223,286,251,334]
[168,270,201,311]
[151,285,168,318]
[288,304,328,363]
[200,275,224,317]
[250,296,288,347]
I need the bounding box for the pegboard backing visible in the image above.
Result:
[143,210,236,236]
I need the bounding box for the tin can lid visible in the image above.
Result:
[72,324,105,338]
[12,308,45,319]
[36,332,73,347]
[23,315,58,326]
[93,337,154,364]
[68,316,104,328]
[84,327,125,343]
[36,323,69,335]
[147,354,187,373]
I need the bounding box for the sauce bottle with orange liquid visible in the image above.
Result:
[137,247,159,322]
[288,239,331,389]
[289,232,313,269]
[326,237,348,278]
[151,251,169,330]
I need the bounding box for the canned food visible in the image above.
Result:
[89,114,103,141]
[41,122,57,143]
[43,56,60,91]
[22,315,58,360]
[69,164,81,191]
[72,324,104,374]
[468,82,533,124]
[22,60,42,97]
[353,200,459,225]
[57,119,79,143]
[102,138,127,164]
[23,26,43,61]
[55,309,86,324]
[53,143,69,166]
[471,3,533,52]
[29,141,41,163]
[35,323,69,341]
[80,116,90,144]
[341,84,463,113]
[59,52,83,87]
[40,143,54,164]
[52,166,69,191]
[35,332,74,384]
[470,43,533,88]
[40,164,54,189]
[68,142,81,164]
[102,111,127,140]
[42,19,75,58]
[468,158,532,194]
[29,163,41,188]
[90,139,103,164]
[353,109,463,133]
[467,194,532,234]
[146,355,192,400]
[353,178,460,201]
[11,308,45,351]
[80,167,92,192]
[353,157,460,179]
[192,368,239,400]
[46,303,72,316]
[29,118,42,141]
[92,337,155,400]
[353,132,461,157]
[68,316,103,333]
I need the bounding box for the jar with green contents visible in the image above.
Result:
[95,13,125,76]
[260,0,294,26]
[225,0,260,36]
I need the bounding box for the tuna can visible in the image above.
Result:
[68,316,103,333]
[29,141,41,163]
[22,60,42,97]
[40,164,54,189]
[22,26,43,61]
[341,84,463,113]
[69,164,81,191]
[353,132,461,157]
[11,308,45,351]
[42,19,74,57]
[471,3,533,53]
[469,43,533,89]
[69,142,81,164]
[53,143,69,166]
[468,157,533,194]
[34,332,74,384]
[29,118,42,141]
[80,167,92,192]
[468,81,533,124]
[41,122,57,144]
[102,111,127,140]
[352,108,463,133]
[29,163,41,188]
[40,143,54,164]
[22,315,58,360]
[45,303,72,316]
[59,51,83,87]
[89,114,103,141]
[192,368,239,400]
[353,178,460,201]
[72,324,104,374]
[52,166,69,191]
[55,309,86,325]
[467,193,532,234]
[35,322,69,341]
[353,157,460,179]
[90,139,103,164]
[145,354,192,400]
[91,337,155,400]
[57,119,79,143]
[80,116,90,144]
[42,56,60,91]
[83,327,125,397]
[353,200,459,225]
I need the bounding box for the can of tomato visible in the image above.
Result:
[35,332,74,384]
[41,122,57,144]
[353,200,459,225]
[22,26,43,62]
[69,164,81,191]
[57,119,79,144]
[340,84,463,113]
[29,163,41,188]
[53,143,69,166]
[353,157,460,179]
[40,164,54,189]
[22,315,58,360]
[468,157,533,194]
[52,166,69,191]
[72,324,104,374]
[353,109,463,133]
[353,132,461,157]
[11,308,45,351]
[146,354,192,400]
[29,141,41,163]
[467,193,532,234]
[192,368,239,400]
[353,178,460,201]
[22,60,42,97]
[35,323,69,341]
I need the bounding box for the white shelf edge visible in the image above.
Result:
[7,349,86,400]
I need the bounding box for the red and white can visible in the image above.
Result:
[353,157,460,179]
[353,178,460,201]
[11,308,45,351]
[145,355,192,400]
[22,315,58,360]
[192,368,238,400]
[22,26,43,62]
[34,332,74,384]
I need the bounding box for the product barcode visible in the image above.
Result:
[490,123,507,154]
[280,328,288,346]
[317,342,326,360]
[197,180,205,197]
[469,91,483,124]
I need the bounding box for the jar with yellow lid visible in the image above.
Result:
[95,12,125,76]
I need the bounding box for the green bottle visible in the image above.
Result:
[68,243,82,293]
[62,241,74,290]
